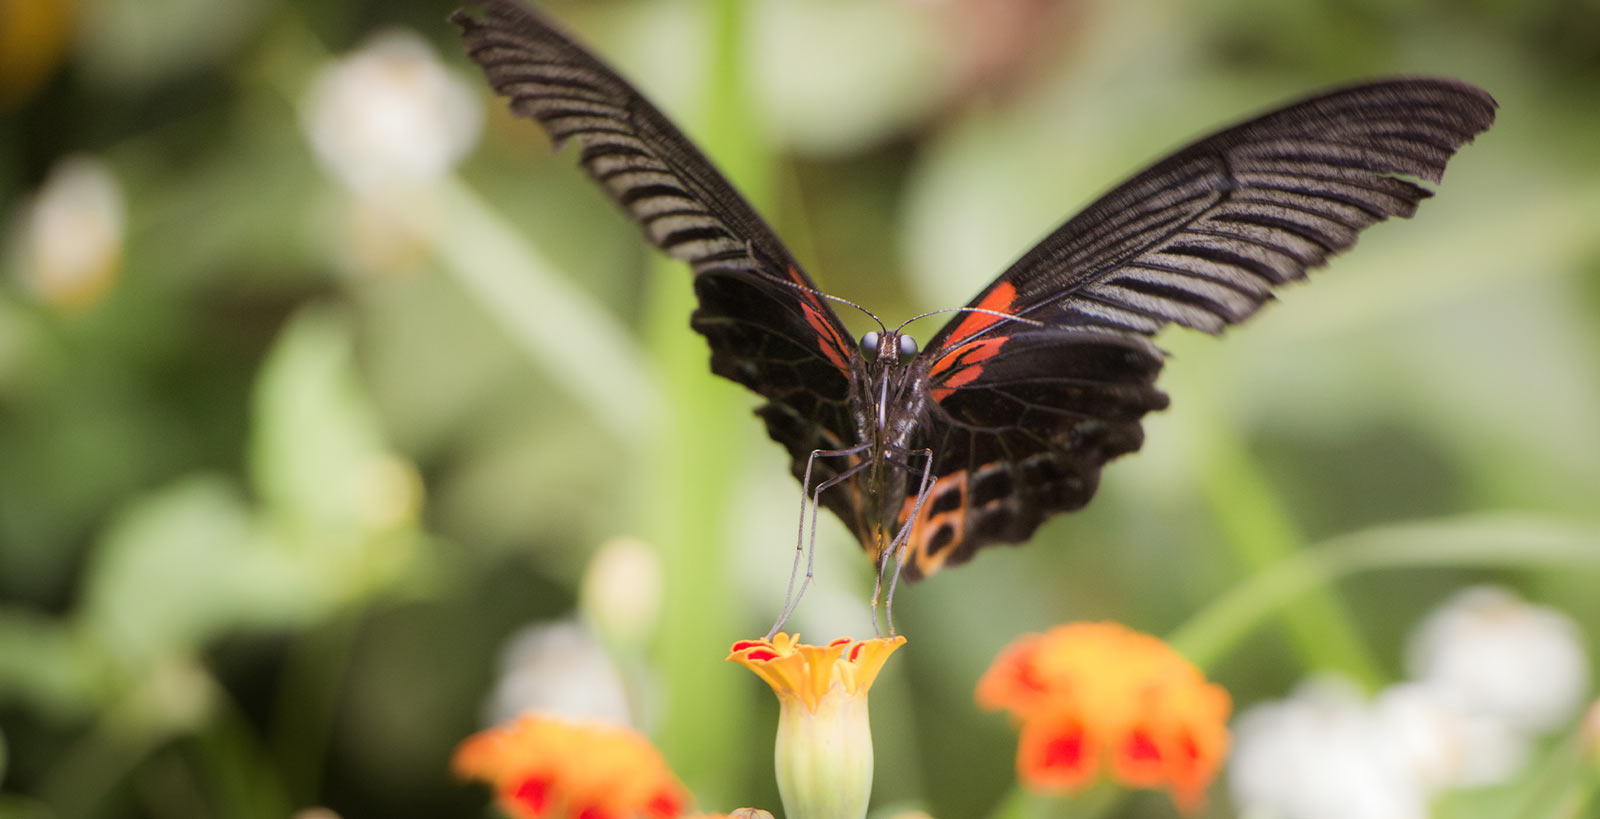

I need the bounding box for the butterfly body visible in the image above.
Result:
[454,0,1495,582]
[846,329,934,560]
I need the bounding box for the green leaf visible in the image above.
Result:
[0,609,98,717]
[78,477,309,672]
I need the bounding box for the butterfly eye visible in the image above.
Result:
[897,334,918,364]
[861,331,881,358]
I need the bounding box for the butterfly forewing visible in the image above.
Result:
[454,0,870,532]
[925,78,1497,349]
[900,78,1495,577]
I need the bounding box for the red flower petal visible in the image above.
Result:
[1018,713,1098,790]
[511,775,552,814]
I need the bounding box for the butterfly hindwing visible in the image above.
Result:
[895,329,1168,578]
[901,78,1495,576]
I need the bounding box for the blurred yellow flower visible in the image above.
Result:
[977,622,1230,811]
[728,633,906,819]
[453,713,688,819]
[0,0,75,107]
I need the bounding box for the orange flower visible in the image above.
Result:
[977,622,1230,811]
[728,634,906,819]
[452,713,688,819]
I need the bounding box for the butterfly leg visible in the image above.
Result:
[767,444,871,639]
[870,446,936,636]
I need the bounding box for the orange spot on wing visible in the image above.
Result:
[886,471,971,576]
[945,281,1019,344]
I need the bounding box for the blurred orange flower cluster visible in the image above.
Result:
[977,622,1231,810]
[453,714,689,819]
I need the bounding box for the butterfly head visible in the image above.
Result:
[860,331,918,368]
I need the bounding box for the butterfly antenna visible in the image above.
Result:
[769,276,886,334]
[893,306,1045,335]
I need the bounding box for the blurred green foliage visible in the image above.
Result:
[2,0,1598,817]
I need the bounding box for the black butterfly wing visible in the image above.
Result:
[453,0,865,525]
[896,329,1170,579]
[898,78,1496,578]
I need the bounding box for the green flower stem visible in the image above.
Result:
[984,781,1116,819]
[430,179,658,443]
[269,609,362,804]
[1510,720,1600,819]
[1173,378,1383,687]
[648,0,772,803]
[1169,514,1600,668]
[41,663,291,819]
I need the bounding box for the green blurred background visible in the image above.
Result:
[2,0,1598,817]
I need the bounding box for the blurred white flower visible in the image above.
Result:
[1406,585,1590,734]
[579,536,663,646]
[300,29,481,194]
[1230,676,1430,819]
[1233,587,1591,819]
[483,618,631,728]
[1372,682,1528,790]
[18,155,125,310]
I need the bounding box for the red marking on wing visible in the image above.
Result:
[931,370,980,403]
[788,264,851,373]
[929,336,1007,402]
[785,263,811,291]
[944,281,1018,344]
[930,336,1006,378]
[803,303,849,371]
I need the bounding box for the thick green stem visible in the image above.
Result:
[649,0,773,803]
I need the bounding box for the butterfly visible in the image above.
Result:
[453,1,1496,595]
